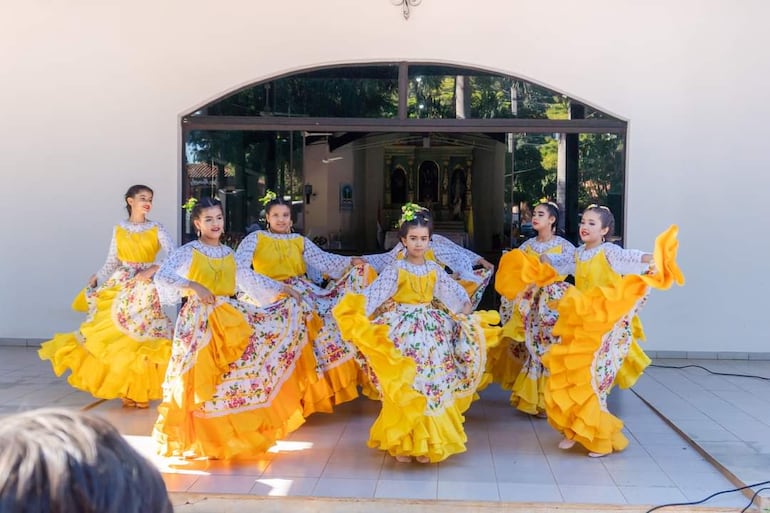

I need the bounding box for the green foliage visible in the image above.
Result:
[578,133,624,208]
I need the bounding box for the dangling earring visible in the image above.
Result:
[267,223,272,233]
[196,229,201,238]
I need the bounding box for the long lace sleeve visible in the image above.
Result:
[547,237,577,271]
[548,253,575,277]
[363,244,402,273]
[433,263,471,314]
[603,243,650,275]
[234,232,285,304]
[363,265,399,317]
[431,234,478,282]
[155,222,177,263]
[154,244,194,305]
[433,234,481,263]
[303,237,352,279]
[305,264,325,286]
[234,231,258,270]
[95,227,120,283]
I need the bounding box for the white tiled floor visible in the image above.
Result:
[2,346,769,510]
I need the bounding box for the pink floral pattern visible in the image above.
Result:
[371,300,487,414]
[108,264,172,341]
[83,263,172,342]
[591,296,648,409]
[518,282,570,380]
[163,294,315,417]
[240,264,374,378]
[499,296,514,325]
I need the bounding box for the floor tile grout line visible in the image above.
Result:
[648,367,770,447]
[629,387,756,504]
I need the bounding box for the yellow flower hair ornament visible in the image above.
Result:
[399,202,429,225]
[259,190,277,206]
[181,197,198,213]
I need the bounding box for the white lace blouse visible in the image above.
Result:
[362,259,470,317]
[366,234,481,283]
[95,220,175,283]
[234,231,354,305]
[154,240,232,305]
[550,242,650,277]
[518,235,576,270]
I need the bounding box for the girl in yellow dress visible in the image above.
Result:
[333,204,500,463]
[493,201,575,417]
[366,228,494,310]
[152,197,318,459]
[39,184,175,408]
[538,205,684,457]
[234,192,374,416]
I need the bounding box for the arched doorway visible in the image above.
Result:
[181,63,627,253]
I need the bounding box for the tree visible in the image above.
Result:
[578,133,624,209]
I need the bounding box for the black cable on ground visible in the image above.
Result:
[649,363,770,381]
[741,487,770,513]
[640,365,769,511]
[644,480,770,512]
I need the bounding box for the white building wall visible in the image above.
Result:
[2,0,769,352]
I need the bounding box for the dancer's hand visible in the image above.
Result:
[351,257,366,267]
[461,302,472,315]
[190,282,215,305]
[646,259,657,275]
[539,254,552,264]
[282,285,301,302]
[478,258,494,271]
[136,265,158,282]
[87,275,97,288]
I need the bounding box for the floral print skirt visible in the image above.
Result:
[38,264,172,403]
[153,295,318,459]
[333,294,500,462]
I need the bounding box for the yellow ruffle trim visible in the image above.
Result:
[615,339,652,389]
[71,288,89,313]
[458,278,479,300]
[543,225,684,454]
[495,250,561,300]
[468,310,503,395]
[510,372,547,415]
[192,303,253,404]
[301,359,369,415]
[154,305,318,459]
[39,285,171,403]
[299,311,377,415]
[484,340,524,391]
[334,294,478,462]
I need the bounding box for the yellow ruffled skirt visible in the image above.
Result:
[492,251,567,414]
[543,226,685,455]
[484,296,526,392]
[284,264,378,415]
[153,296,318,459]
[39,269,172,403]
[333,294,500,463]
